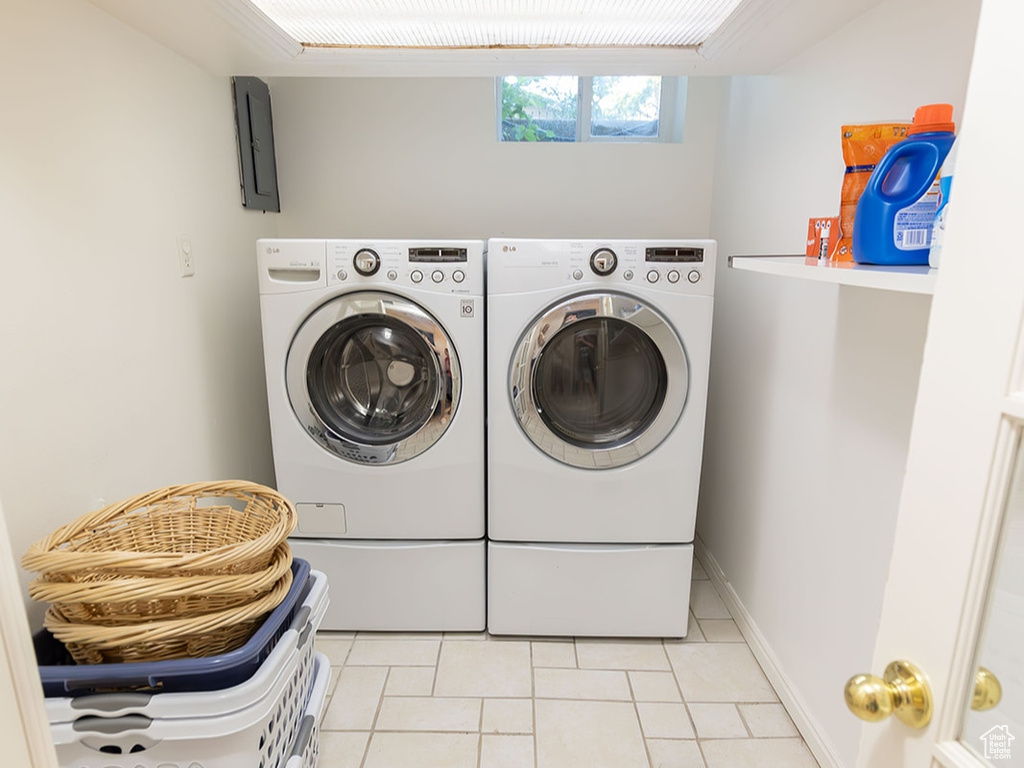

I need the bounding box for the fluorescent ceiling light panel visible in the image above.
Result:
[246,0,745,48]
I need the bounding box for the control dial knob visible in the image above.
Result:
[590,248,618,276]
[353,248,381,276]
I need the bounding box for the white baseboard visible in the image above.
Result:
[694,536,845,768]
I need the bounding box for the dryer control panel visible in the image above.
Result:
[325,240,483,296]
[487,239,716,297]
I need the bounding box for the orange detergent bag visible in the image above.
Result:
[835,122,911,261]
[806,217,841,260]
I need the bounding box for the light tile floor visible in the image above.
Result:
[313,558,820,768]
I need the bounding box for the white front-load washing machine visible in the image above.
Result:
[486,238,715,637]
[257,238,485,631]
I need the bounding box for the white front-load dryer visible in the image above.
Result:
[486,238,716,637]
[257,238,485,631]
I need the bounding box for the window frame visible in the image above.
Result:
[496,75,686,144]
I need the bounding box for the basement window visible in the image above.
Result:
[498,76,686,143]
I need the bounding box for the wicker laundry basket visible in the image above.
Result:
[22,480,298,664]
[29,542,293,623]
[22,480,297,577]
[43,566,294,664]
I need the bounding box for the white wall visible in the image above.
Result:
[0,0,278,624]
[268,76,725,238]
[700,0,981,764]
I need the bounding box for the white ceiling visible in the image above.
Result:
[86,0,887,77]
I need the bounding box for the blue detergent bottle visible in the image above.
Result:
[852,103,956,265]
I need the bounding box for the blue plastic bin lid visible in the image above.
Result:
[35,558,311,696]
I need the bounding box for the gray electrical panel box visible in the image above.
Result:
[232,76,280,212]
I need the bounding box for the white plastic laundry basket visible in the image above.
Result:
[284,652,330,768]
[49,570,328,768]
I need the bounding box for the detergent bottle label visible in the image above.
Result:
[893,178,941,250]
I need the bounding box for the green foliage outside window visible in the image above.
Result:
[500,76,577,142]
[591,76,661,127]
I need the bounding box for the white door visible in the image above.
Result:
[852,0,1024,765]
[0,502,58,767]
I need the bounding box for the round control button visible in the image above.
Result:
[623,269,634,281]
[431,270,444,283]
[646,270,660,283]
[667,269,680,283]
[337,269,348,281]
[687,269,701,284]
[410,270,424,283]
[572,269,584,280]
[453,270,466,283]
[386,269,398,281]
[353,248,381,276]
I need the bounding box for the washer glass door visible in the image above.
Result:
[288,291,460,464]
[510,292,687,468]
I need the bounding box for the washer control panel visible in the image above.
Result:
[325,240,483,295]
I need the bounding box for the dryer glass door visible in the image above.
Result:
[510,292,687,469]
[288,292,460,465]
[533,316,666,446]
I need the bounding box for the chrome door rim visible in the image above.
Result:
[287,291,460,465]
[509,292,687,469]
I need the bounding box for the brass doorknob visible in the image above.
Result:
[844,660,932,728]
[973,667,1002,711]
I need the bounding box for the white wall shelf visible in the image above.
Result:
[728,254,937,295]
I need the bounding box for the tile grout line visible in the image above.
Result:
[531,639,540,768]
[666,637,706,767]
[686,564,714,768]
[364,729,814,740]
[431,635,443,697]
[626,660,657,768]
[319,634,354,718]
[357,664,389,768]
[476,684,484,768]
[736,702,756,739]
[470,629,485,766]
[342,633,358,665]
